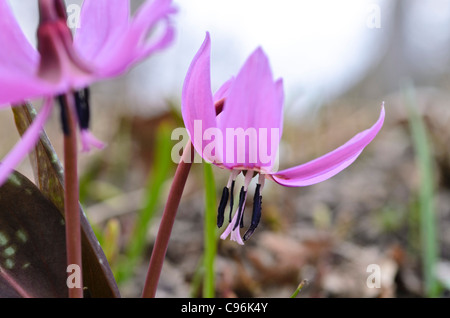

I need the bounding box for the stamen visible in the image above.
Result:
[57,95,70,135]
[233,186,246,231]
[240,197,244,229]
[217,186,229,228]
[228,180,235,223]
[226,170,239,222]
[233,171,253,230]
[243,183,262,241]
[74,88,90,130]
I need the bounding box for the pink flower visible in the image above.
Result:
[181,33,385,244]
[0,0,176,185]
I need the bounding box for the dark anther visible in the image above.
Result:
[217,186,229,228]
[243,184,262,241]
[57,94,70,135]
[74,87,90,130]
[233,186,246,231]
[228,179,235,223]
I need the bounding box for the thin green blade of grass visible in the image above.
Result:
[290,280,308,298]
[404,84,440,297]
[203,162,218,298]
[116,122,174,283]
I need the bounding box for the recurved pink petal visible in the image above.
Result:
[217,48,283,172]
[73,0,130,68]
[0,69,57,107]
[0,0,53,106]
[74,0,175,77]
[181,33,218,163]
[0,97,53,186]
[130,0,176,59]
[0,0,39,75]
[270,106,385,187]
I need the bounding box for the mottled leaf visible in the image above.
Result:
[12,103,120,298]
[0,171,67,297]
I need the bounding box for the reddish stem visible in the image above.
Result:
[141,143,194,298]
[63,94,83,298]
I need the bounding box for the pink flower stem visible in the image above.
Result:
[63,94,83,298]
[141,142,194,298]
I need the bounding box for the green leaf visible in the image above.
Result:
[404,83,441,297]
[0,171,68,297]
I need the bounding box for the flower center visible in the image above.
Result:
[217,170,265,241]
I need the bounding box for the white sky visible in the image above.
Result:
[130,0,390,114]
[9,0,390,115]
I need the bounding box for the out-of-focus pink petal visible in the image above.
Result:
[132,0,176,32]
[275,78,284,137]
[0,0,39,74]
[270,106,385,187]
[75,0,176,77]
[73,0,130,67]
[213,77,234,103]
[130,0,177,59]
[133,23,175,63]
[181,33,218,163]
[217,47,283,172]
[80,129,106,152]
[0,0,53,106]
[0,71,56,106]
[0,97,53,186]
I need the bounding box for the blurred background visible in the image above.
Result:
[2,0,450,297]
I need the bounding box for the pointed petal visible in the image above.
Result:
[217,48,283,171]
[181,33,218,163]
[270,106,385,187]
[0,98,53,186]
